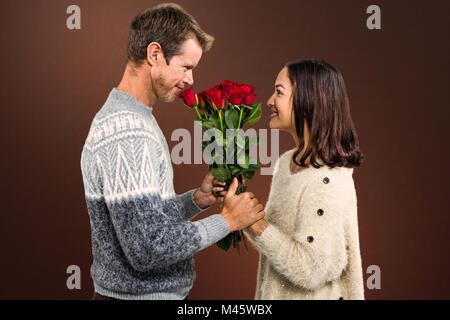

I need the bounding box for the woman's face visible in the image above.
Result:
[267,67,296,133]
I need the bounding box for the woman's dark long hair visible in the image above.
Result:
[286,59,364,168]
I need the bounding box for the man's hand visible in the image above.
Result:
[220,177,265,232]
[193,172,227,209]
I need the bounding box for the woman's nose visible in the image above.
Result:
[267,95,274,108]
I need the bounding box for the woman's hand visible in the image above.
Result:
[247,218,268,237]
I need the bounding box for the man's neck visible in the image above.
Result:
[117,63,156,108]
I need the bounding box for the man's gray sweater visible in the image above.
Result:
[80,88,229,299]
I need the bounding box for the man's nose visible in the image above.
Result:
[184,70,194,86]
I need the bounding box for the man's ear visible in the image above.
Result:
[146,42,165,66]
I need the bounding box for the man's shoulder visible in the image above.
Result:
[85,109,160,152]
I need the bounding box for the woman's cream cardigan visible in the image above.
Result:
[245,148,364,300]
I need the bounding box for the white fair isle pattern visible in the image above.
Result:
[82,110,176,201]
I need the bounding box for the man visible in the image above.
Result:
[80,3,264,300]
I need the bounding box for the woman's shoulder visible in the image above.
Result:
[304,164,356,202]
[271,148,296,175]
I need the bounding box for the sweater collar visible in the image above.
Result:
[109,87,153,117]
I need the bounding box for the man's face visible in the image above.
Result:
[152,37,203,102]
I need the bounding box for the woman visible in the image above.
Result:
[244,59,365,300]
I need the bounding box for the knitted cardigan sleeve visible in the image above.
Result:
[253,171,352,291]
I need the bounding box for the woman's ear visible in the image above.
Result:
[146,42,164,66]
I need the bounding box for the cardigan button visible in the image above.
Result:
[317,209,324,216]
[323,177,330,184]
[307,236,314,243]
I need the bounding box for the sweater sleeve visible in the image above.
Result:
[254,171,351,291]
[176,188,210,221]
[96,131,229,273]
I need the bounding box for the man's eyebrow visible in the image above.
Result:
[275,84,285,89]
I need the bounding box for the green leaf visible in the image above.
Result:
[201,119,214,130]
[243,170,256,179]
[230,166,241,176]
[225,109,239,129]
[216,234,233,251]
[211,167,230,181]
[239,103,257,125]
[236,185,247,194]
[209,111,221,128]
[224,145,236,164]
[235,132,246,149]
[248,162,261,170]
[237,153,249,169]
[247,157,259,168]
[204,128,223,147]
[245,103,262,125]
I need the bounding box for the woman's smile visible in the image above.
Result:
[269,106,279,120]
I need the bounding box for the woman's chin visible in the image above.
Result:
[269,117,279,129]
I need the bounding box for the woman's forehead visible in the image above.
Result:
[276,67,291,87]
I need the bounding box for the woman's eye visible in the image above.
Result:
[276,90,282,96]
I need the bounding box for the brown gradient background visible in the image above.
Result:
[1,0,449,300]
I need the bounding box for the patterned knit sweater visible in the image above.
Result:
[80,88,229,300]
[244,149,365,300]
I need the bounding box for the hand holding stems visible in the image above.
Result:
[194,172,228,209]
[215,176,268,237]
[220,177,265,233]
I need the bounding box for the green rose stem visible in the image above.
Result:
[219,110,228,155]
[193,95,202,120]
[217,107,224,133]
[237,107,244,129]
[212,103,227,160]
[199,95,209,119]
[193,106,202,120]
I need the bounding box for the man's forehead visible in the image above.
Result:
[179,38,202,61]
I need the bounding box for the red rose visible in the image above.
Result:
[228,86,248,105]
[205,89,227,109]
[219,80,236,90]
[199,87,213,100]
[179,88,198,108]
[242,93,257,105]
[236,83,255,95]
[198,95,206,109]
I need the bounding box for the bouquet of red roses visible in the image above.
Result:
[179,80,262,253]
